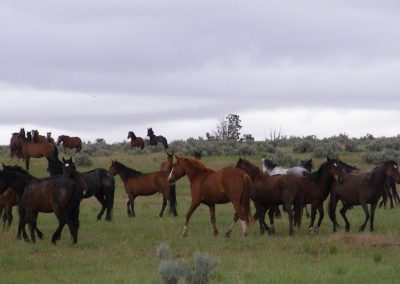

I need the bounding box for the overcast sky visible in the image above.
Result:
[1,0,400,145]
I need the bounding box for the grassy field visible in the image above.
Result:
[1,149,400,283]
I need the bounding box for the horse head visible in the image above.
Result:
[62,157,76,176]
[262,158,277,173]
[127,131,135,139]
[325,157,344,182]
[167,155,186,184]
[383,160,400,184]
[147,128,154,137]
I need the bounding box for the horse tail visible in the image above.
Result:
[169,184,177,214]
[242,174,252,226]
[293,180,303,228]
[163,137,169,149]
[67,182,83,230]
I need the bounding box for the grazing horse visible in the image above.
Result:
[109,160,175,218]
[236,158,303,236]
[0,164,82,244]
[57,135,82,154]
[160,152,178,216]
[329,160,400,233]
[168,156,252,237]
[127,131,145,150]
[263,158,310,176]
[19,133,55,170]
[147,128,168,150]
[62,157,115,221]
[32,130,47,143]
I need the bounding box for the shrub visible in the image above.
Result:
[74,153,93,167]
[313,141,342,158]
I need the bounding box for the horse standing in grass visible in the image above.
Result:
[147,128,168,150]
[57,135,82,154]
[168,156,252,237]
[19,133,55,170]
[160,152,177,216]
[127,131,145,150]
[329,160,400,233]
[109,160,175,217]
[0,164,82,244]
[236,158,303,236]
[9,128,24,159]
[32,130,47,143]
[62,157,115,221]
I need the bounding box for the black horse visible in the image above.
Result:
[147,128,168,150]
[0,164,82,244]
[62,157,115,221]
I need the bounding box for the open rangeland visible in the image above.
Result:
[1,149,400,283]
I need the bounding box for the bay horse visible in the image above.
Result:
[9,128,25,159]
[0,163,82,244]
[236,158,303,236]
[329,160,400,233]
[127,131,145,150]
[168,156,252,237]
[57,135,82,154]
[19,133,55,170]
[62,157,115,221]
[109,160,175,218]
[160,152,178,216]
[147,128,168,150]
[32,130,47,143]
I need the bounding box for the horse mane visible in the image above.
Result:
[114,161,143,177]
[7,165,30,176]
[310,161,327,182]
[237,158,265,179]
[183,157,214,174]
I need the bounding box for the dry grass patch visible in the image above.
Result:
[328,233,400,248]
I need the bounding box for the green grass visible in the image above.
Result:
[1,150,400,283]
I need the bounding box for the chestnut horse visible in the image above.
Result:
[235,158,303,236]
[109,160,175,217]
[0,164,82,244]
[57,135,82,154]
[127,131,145,150]
[19,133,55,170]
[329,160,400,233]
[147,128,168,150]
[168,156,252,237]
[160,152,177,216]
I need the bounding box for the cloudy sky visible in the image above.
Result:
[1,0,400,145]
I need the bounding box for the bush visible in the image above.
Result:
[74,153,93,167]
[313,142,342,158]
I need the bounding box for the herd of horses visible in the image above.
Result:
[1,127,400,245]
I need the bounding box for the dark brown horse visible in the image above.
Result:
[109,160,175,217]
[299,157,342,231]
[147,128,168,150]
[46,132,55,144]
[236,157,303,236]
[160,152,177,216]
[62,157,115,221]
[32,130,47,143]
[329,160,400,233]
[193,150,202,160]
[19,133,55,170]
[168,156,252,237]
[0,164,82,244]
[57,135,82,154]
[127,131,145,150]
[0,187,16,228]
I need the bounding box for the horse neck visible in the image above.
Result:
[369,166,388,189]
[4,171,35,196]
[243,163,264,181]
[182,160,214,184]
[116,163,141,182]
[311,164,333,193]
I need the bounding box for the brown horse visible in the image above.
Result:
[19,133,55,170]
[329,160,400,233]
[57,135,82,154]
[160,152,177,216]
[46,132,55,144]
[168,155,252,237]
[235,157,303,236]
[147,128,168,150]
[32,130,47,143]
[109,160,175,217]
[9,128,24,159]
[0,187,16,228]
[127,131,145,150]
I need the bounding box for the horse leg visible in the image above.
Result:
[17,206,29,241]
[169,184,178,217]
[25,156,30,170]
[359,201,370,232]
[94,193,107,220]
[228,200,248,237]
[32,212,43,239]
[274,206,281,218]
[316,203,325,229]
[329,195,339,233]
[158,196,168,218]
[338,204,351,232]
[267,206,275,234]
[284,201,294,236]
[207,204,219,236]
[304,205,311,219]
[51,209,67,245]
[370,202,378,232]
[389,193,394,209]
[225,213,239,238]
[308,202,317,231]
[104,189,114,221]
[127,194,136,217]
[182,202,200,237]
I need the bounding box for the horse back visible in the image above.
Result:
[123,171,168,196]
[80,169,115,197]
[23,142,54,158]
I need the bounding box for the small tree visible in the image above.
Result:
[213,114,242,141]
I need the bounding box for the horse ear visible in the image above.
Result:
[62,157,66,163]
[0,163,4,171]
[326,156,331,161]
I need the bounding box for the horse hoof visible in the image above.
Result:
[224,232,231,238]
[345,226,350,233]
[358,226,365,232]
